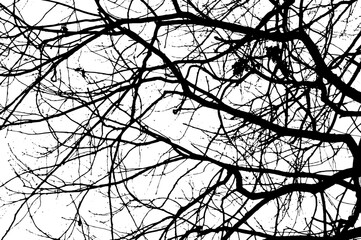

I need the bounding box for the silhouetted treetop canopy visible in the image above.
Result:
[1,0,361,239]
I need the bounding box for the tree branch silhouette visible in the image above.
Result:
[1,0,361,239]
